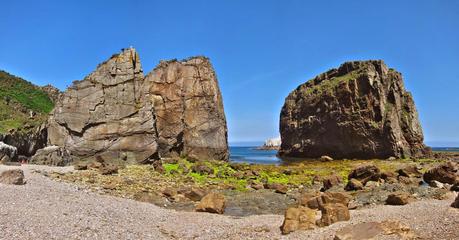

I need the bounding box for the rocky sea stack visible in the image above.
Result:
[44,48,228,165]
[279,60,428,159]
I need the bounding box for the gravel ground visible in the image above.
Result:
[0,165,458,240]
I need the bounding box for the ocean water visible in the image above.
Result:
[229,146,281,165]
[229,146,459,165]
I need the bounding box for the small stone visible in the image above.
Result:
[344,179,363,191]
[0,169,25,185]
[280,207,316,234]
[423,162,459,184]
[192,163,214,175]
[74,162,88,170]
[320,155,333,162]
[184,187,207,201]
[450,183,459,192]
[429,180,445,189]
[162,187,177,198]
[386,192,412,205]
[265,183,288,194]
[196,193,226,214]
[250,182,264,190]
[398,176,414,185]
[348,164,381,185]
[99,164,118,175]
[397,165,422,178]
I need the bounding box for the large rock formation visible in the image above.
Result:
[145,57,228,160]
[46,48,228,165]
[279,60,427,159]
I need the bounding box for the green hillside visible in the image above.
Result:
[0,70,54,133]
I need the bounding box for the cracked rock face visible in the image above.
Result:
[144,57,228,161]
[279,60,427,159]
[48,48,159,164]
[46,49,228,165]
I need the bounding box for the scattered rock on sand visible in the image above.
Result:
[452,195,459,208]
[196,192,226,214]
[280,207,316,234]
[0,169,25,185]
[334,220,415,240]
[348,164,381,185]
[345,178,364,191]
[386,192,413,205]
[423,162,459,184]
[317,203,350,227]
[265,183,288,194]
[323,174,342,191]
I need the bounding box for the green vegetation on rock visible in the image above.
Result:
[0,70,54,133]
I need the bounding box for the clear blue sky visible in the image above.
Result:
[1,0,458,146]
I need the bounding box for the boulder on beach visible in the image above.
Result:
[279,60,428,159]
[195,192,226,214]
[281,206,316,234]
[0,169,25,185]
[0,141,17,163]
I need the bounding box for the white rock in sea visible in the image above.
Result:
[263,137,281,148]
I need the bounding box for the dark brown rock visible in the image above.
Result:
[265,183,288,194]
[397,165,422,178]
[195,192,226,214]
[345,178,364,191]
[0,169,25,185]
[281,207,316,234]
[279,60,427,159]
[348,164,381,185]
[423,162,459,184]
[184,187,207,201]
[452,195,459,208]
[386,192,412,205]
[306,192,351,209]
[99,164,118,175]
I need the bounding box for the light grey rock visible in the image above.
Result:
[0,141,17,163]
[29,146,74,166]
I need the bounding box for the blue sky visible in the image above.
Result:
[1,0,458,146]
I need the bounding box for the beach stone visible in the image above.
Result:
[196,193,226,214]
[334,220,415,240]
[192,163,214,175]
[0,169,25,185]
[452,195,459,208]
[265,183,288,194]
[323,174,342,191]
[397,165,422,178]
[348,164,381,185]
[317,203,350,227]
[386,192,412,205]
[280,207,316,234]
[99,164,118,175]
[30,146,73,166]
[320,155,333,162]
[429,180,445,189]
[279,60,428,159]
[184,187,207,201]
[345,178,364,191]
[423,162,459,184]
[306,192,351,209]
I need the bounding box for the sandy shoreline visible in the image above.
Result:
[0,165,458,240]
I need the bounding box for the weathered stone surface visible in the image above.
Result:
[397,165,422,178]
[265,183,288,194]
[317,203,350,227]
[46,49,228,165]
[334,220,415,240]
[41,84,61,103]
[0,123,47,157]
[386,192,412,205]
[0,141,17,163]
[306,192,351,209]
[348,164,381,185]
[279,60,427,159]
[0,169,25,185]
[144,57,228,161]
[195,192,226,214]
[29,146,73,166]
[47,48,158,165]
[423,162,459,184]
[281,207,316,234]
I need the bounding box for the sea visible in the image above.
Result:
[229,146,459,165]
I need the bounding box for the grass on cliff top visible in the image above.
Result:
[53,157,445,201]
[0,70,54,133]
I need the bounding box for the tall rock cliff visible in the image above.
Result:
[45,48,228,165]
[279,60,427,159]
[47,48,159,164]
[145,57,228,161]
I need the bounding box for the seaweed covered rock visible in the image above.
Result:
[279,60,427,159]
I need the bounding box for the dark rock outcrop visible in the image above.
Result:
[423,162,458,184]
[0,123,47,157]
[279,60,427,159]
[44,48,228,165]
